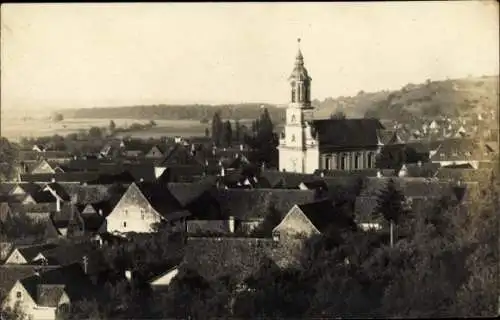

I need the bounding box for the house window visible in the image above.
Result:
[291,115,296,123]
[16,291,21,299]
[340,154,347,170]
[125,210,128,216]
[123,221,127,228]
[367,153,374,168]
[354,153,361,170]
[291,134,296,142]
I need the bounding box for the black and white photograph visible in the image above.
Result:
[0,2,499,319]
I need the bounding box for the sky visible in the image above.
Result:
[1,1,499,110]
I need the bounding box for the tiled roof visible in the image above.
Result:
[430,138,488,161]
[400,163,441,178]
[435,168,493,183]
[20,172,100,183]
[86,171,136,185]
[167,176,218,207]
[160,144,203,166]
[60,184,112,204]
[36,284,66,307]
[215,189,316,220]
[297,200,357,233]
[15,243,59,262]
[31,190,57,203]
[38,242,95,266]
[0,265,58,299]
[20,263,96,306]
[260,170,320,189]
[44,182,71,201]
[136,182,185,218]
[311,119,385,150]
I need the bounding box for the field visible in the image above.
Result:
[0,116,263,142]
[0,117,211,142]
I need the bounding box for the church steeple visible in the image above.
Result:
[289,38,312,107]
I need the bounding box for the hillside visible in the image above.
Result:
[61,75,498,123]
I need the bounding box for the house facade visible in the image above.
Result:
[278,41,386,174]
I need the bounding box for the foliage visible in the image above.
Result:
[52,112,64,122]
[245,108,279,168]
[211,111,223,147]
[0,137,19,180]
[222,120,233,148]
[1,301,29,320]
[0,211,47,242]
[329,110,347,119]
[109,120,116,132]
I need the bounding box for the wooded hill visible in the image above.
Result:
[61,75,498,123]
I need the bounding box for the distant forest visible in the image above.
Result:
[61,75,499,123]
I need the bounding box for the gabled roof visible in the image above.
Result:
[296,200,357,233]
[135,182,185,218]
[215,189,316,220]
[17,182,43,196]
[31,190,57,203]
[19,172,100,183]
[86,171,136,185]
[160,144,203,166]
[0,265,59,298]
[167,176,218,207]
[310,118,385,150]
[430,138,486,161]
[44,182,71,201]
[19,263,96,305]
[36,242,95,266]
[14,243,60,262]
[36,284,66,307]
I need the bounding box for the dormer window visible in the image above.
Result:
[440,153,445,158]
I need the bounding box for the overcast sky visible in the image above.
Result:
[1,2,498,110]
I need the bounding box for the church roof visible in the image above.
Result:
[311,118,385,150]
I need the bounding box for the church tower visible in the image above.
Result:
[278,39,319,173]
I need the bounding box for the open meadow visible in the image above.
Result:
[0,117,210,142]
[0,116,263,142]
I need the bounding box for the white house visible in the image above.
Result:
[105,182,190,234]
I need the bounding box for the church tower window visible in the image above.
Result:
[354,153,361,170]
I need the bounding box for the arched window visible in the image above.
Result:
[340,153,347,170]
[291,134,296,142]
[354,153,361,170]
[324,156,331,170]
[291,88,296,102]
[367,152,374,168]
[291,115,296,123]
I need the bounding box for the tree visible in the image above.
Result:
[372,179,409,247]
[0,137,19,181]
[234,120,242,143]
[109,120,116,132]
[52,113,64,122]
[223,120,233,147]
[330,111,346,119]
[211,111,224,147]
[88,127,103,139]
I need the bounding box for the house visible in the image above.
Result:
[0,265,59,304]
[32,145,47,153]
[4,244,59,265]
[430,138,491,169]
[145,145,169,159]
[2,263,97,320]
[272,200,357,240]
[30,160,59,175]
[105,182,190,234]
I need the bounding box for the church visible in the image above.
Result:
[278,40,388,174]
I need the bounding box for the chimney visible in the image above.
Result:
[376,170,383,178]
[140,178,144,182]
[320,171,325,178]
[56,197,61,212]
[51,177,56,183]
[212,148,216,156]
[174,136,181,144]
[239,144,244,151]
[228,216,235,233]
[417,161,422,167]
[98,209,103,216]
[221,167,225,177]
[125,270,132,282]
